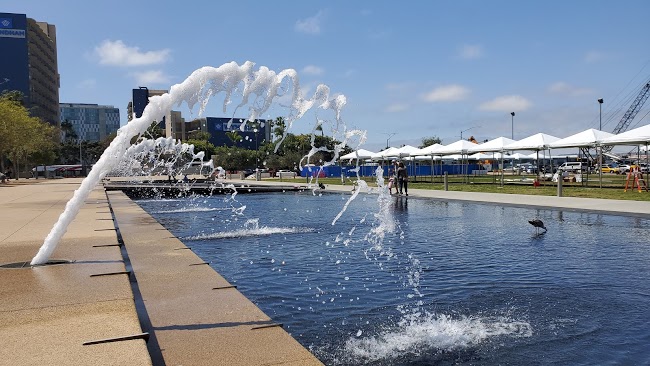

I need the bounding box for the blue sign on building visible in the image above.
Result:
[0,18,13,28]
[0,13,29,99]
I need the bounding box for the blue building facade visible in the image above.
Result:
[0,13,30,102]
[205,117,271,149]
[60,103,120,142]
[0,12,60,125]
[129,87,166,129]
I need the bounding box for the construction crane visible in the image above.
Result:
[612,82,650,134]
[601,82,650,155]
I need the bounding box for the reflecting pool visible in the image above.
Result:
[136,192,650,365]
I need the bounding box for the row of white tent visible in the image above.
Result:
[340,124,650,161]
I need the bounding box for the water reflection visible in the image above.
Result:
[136,192,650,365]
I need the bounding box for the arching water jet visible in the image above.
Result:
[31,61,364,265]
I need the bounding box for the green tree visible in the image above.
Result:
[226,130,242,146]
[187,130,211,141]
[420,136,442,148]
[272,117,286,140]
[60,120,78,142]
[0,94,56,178]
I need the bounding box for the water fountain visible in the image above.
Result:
[31,61,365,265]
[29,61,646,365]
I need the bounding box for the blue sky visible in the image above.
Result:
[7,1,650,151]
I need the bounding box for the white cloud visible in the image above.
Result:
[548,81,593,97]
[385,82,415,91]
[385,103,409,113]
[584,51,604,63]
[342,69,355,78]
[422,84,470,102]
[302,65,324,75]
[295,11,325,35]
[458,44,483,60]
[479,95,532,112]
[130,70,170,85]
[77,79,96,89]
[95,40,171,67]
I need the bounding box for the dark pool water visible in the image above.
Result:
[136,191,650,365]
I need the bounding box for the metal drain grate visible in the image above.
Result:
[0,259,72,269]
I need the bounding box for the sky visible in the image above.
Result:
[6,1,650,152]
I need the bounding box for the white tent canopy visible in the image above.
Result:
[412,155,442,161]
[505,133,561,151]
[370,147,401,159]
[469,152,506,160]
[411,143,444,156]
[466,137,517,153]
[394,145,421,157]
[548,128,615,148]
[435,140,480,155]
[600,123,650,145]
[340,149,375,160]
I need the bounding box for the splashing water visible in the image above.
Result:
[343,312,532,363]
[31,61,365,265]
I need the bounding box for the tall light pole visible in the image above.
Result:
[460,126,480,140]
[598,98,604,188]
[510,112,515,140]
[253,128,259,169]
[386,132,397,149]
[598,98,604,130]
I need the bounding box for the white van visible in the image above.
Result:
[558,162,584,173]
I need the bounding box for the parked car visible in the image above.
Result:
[558,162,585,173]
[597,164,620,174]
[618,164,639,174]
[516,163,538,174]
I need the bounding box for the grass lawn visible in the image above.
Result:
[270,173,650,201]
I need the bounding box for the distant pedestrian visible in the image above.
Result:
[388,161,396,194]
[397,161,408,196]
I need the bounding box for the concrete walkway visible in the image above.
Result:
[231,178,650,217]
[0,179,151,366]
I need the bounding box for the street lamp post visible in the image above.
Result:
[460,125,480,140]
[510,112,515,140]
[598,98,604,130]
[254,128,259,180]
[598,98,604,188]
[386,132,397,149]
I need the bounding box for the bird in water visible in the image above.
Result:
[528,219,547,235]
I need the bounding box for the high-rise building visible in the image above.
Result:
[59,103,120,142]
[204,117,271,149]
[127,87,169,131]
[0,12,60,125]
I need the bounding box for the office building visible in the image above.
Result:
[60,103,120,142]
[203,117,271,149]
[0,12,60,125]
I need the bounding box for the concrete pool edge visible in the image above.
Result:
[107,190,324,365]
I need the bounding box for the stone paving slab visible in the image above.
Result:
[0,180,151,366]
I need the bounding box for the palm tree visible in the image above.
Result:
[272,117,286,140]
[226,130,242,146]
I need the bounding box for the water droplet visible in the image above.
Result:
[356,330,362,337]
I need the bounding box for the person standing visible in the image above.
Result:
[397,161,408,196]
